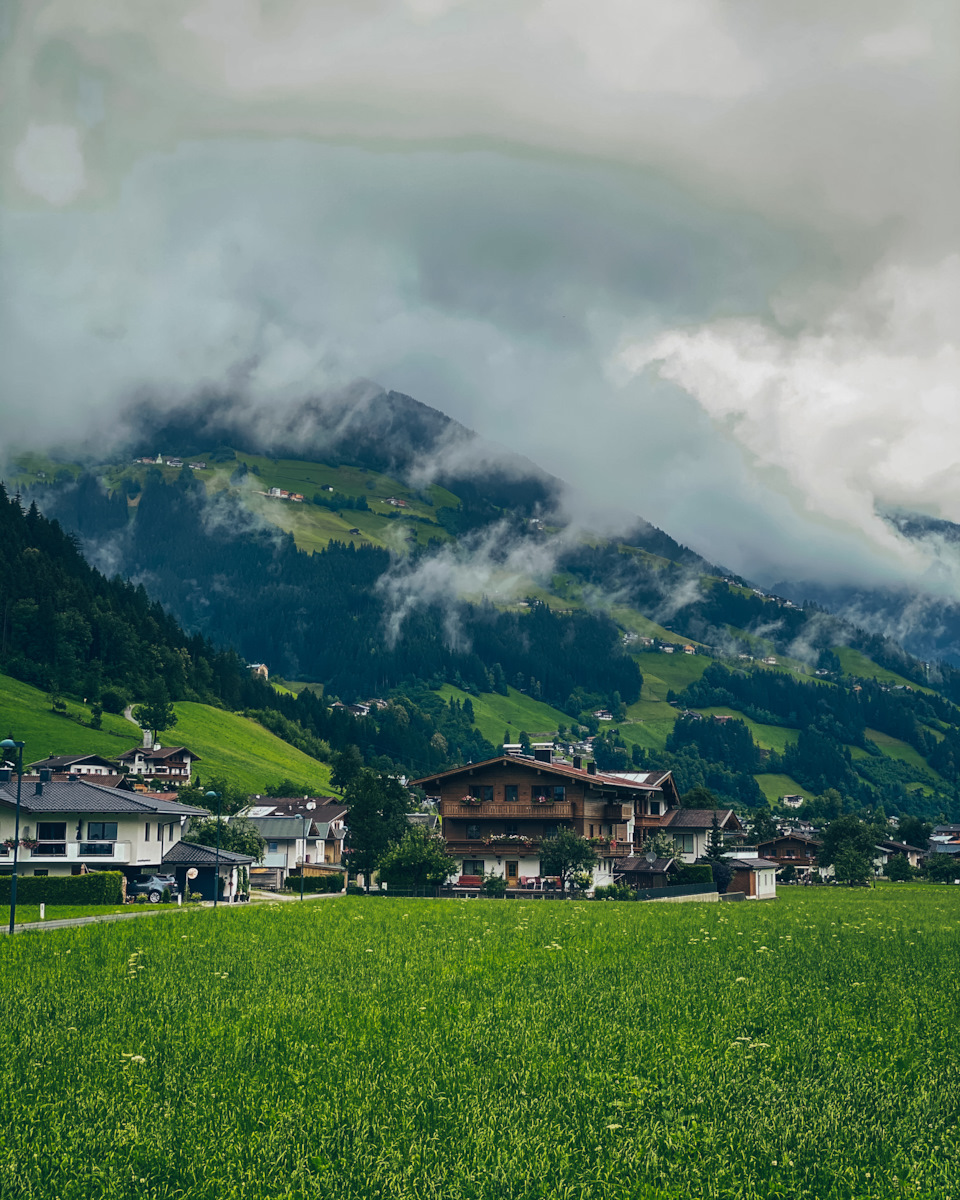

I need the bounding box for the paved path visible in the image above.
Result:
[2,890,344,935]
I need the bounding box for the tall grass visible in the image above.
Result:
[0,888,958,1199]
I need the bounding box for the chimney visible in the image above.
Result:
[143,728,152,749]
[534,748,553,764]
[573,756,582,770]
[35,780,43,796]
[39,768,52,782]
[587,761,597,775]
[0,768,10,783]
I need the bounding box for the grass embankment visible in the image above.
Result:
[0,673,331,795]
[0,904,131,925]
[0,673,139,760]
[172,703,333,795]
[437,685,569,746]
[1,889,958,1199]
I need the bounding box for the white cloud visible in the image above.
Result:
[13,124,85,206]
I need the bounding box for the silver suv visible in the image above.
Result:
[129,874,180,903]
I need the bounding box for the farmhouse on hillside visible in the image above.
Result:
[117,742,200,784]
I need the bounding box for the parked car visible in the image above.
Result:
[129,874,180,903]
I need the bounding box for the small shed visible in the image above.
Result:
[726,857,778,900]
[162,841,255,902]
[615,856,679,890]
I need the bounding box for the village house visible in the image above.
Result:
[242,797,347,885]
[874,839,925,872]
[116,739,200,784]
[725,855,779,899]
[27,753,121,778]
[780,793,805,808]
[413,751,680,889]
[757,832,822,875]
[660,807,744,863]
[0,772,208,885]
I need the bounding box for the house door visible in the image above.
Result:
[506,860,519,885]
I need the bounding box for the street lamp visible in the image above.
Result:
[301,812,308,901]
[1,739,25,936]
[205,791,222,909]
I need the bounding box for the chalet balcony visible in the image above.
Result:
[602,804,633,822]
[445,838,542,855]
[441,801,573,820]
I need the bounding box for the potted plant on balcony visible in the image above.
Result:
[533,794,554,805]
[19,838,39,852]
[460,794,483,806]
[2,838,17,851]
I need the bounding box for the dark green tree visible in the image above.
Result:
[701,812,733,894]
[377,826,456,889]
[539,828,598,893]
[749,805,779,844]
[681,785,720,809]
[132,682,177,741]
[330,744,364,791]
[885,854,914,882]
[343,769,410,891]
[184,816,266,860]
[897,816,932,848]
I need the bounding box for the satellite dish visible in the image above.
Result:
[187,867,199,880]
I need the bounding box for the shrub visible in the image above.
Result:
[100,689,126,715]
[675,863,714,886]
[0,871,124,906]
[285,874,345,894]
[480,874,507,898]
[594,883,635,901]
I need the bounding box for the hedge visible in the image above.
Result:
[0,871,125,906]
[675,863,714,885]
[284,873,345,894]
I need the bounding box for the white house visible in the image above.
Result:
[660,808,744,863]
[0,773,208,883]
[116,743,200,783]
[27,754,120,778]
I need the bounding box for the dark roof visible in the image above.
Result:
[878,839,924,854]
[618,856,677,873]
[759,833,821,848]
[248,798,346,818]
[26,754,118,770]
[117,746,200,762]
[412,755,673,793]
[162,841,255,866]
[247,816,320,838]
[663,808,742,831]
[727,857,779,870]
[0,777,208,817]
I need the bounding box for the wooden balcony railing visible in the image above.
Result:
[440,801,573,819]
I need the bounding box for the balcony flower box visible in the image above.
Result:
[19,839,39,851]
[533,796,554,806]
[482,834,534,846]
[460,795,484,806]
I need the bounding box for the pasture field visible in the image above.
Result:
[1,888,958,1200]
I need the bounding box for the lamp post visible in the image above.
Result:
[301,813,307,901]
[205,790,222,909]
[1,739,25,935]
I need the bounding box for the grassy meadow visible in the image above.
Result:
[1,888,958,1199]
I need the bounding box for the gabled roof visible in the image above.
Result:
[759,833,821,848]
[117,746,201,762]
[662,808,742,831]
[26,754,119,771]
[0,777,208,817]
[877,839,925,854]
[727,857,779,870]
[162,841,254,866]
[617,856,677,874]
[246,797,345,818]
[247,816,321,839]
[412,756,674,793]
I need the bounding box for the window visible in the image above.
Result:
[675,833,694,854]
[544,825,558,839]
[553,786,566,802]
[268,841,278,853]
[504,785,518,803]
[462,859,484,875]
[144,823,150,842]
[87,822,118,841]
[649,800,661,816]
[504,823,518,836]
[33,869,49,876]
[37,822,66,841]
[466,824,481,840]
[468,785,493,801]
[589,824,594,838]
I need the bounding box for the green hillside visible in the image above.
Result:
[834,647,935,694]
[171,703,333,794]
[0,673,331,796]
[754,773,808,805]
[437,685,569,746]
[0,673,141,762]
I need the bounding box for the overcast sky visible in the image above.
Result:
[2,1,957,589]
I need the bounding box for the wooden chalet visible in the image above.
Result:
[412,751,679,888]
